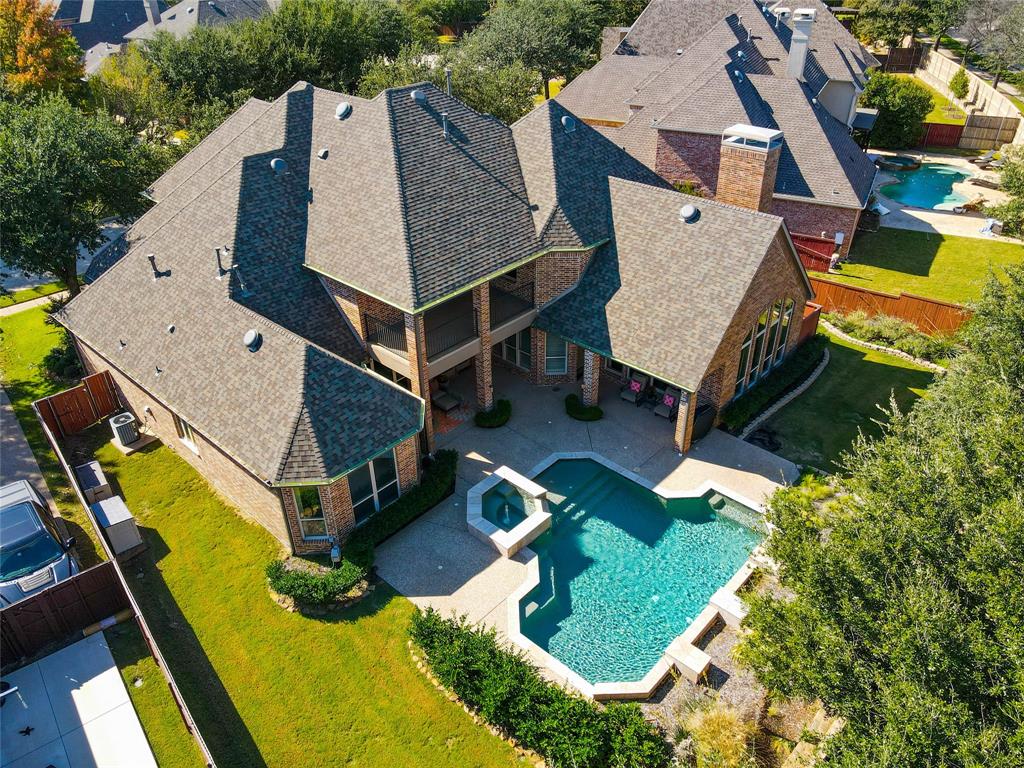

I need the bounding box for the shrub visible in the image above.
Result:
[684,701,755,768]
[860,73,933,149]
[42,333,84,382]
[474,398,511,427]
[565,393,603,421]
[344,449,457,564]
[827,310,957,362]
[265,557,365,605]
[410,609,671,768]
[719,335,827,432]
[673,180,704,197]
[949,67,969,101]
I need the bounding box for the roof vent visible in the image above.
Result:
[187,5,194,12]
[335,101,352,120]
[270,157,288,175]
[167,324,175,334]
[675,48,683,55]
[243,329,262,352]
[679,204,700,223]
[119,339,127,350]
[317,148,329,160]
[734,69,744,82]
[410,89,426,104]
[561,115,577,134]
[155,365,163,376]
[442,112,450,140]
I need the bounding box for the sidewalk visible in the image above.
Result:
[0,291,68,318]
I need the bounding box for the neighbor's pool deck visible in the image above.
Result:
[375,370,797,689]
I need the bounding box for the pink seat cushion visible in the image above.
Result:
[630,380,642,393]
[663,393,675,407]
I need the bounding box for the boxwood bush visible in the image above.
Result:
[474,399,511,428]
[265,558,365,605]
[564,393,603,421]
[720,335,827,433]
[410,608,670,768]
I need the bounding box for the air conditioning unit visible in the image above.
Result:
[109,412,139,447]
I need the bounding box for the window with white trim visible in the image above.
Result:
[294,487,327,539]
[495,328,532,370]
[774,299,795,366]
[544,333,567,375]
[173,414,198,453]
[349,450,400,525]
[735,329,753,396]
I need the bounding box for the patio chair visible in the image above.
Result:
[431,386,461,413]
[953,195,986,214]
[620,373,649,406]
[970,149,996,166]
[654,389,681,420]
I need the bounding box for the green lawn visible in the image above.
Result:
[810,229,1024,304]
[87,436,523,768]
[0,281,64,308]
[894,74,966,125]
[761,331,934,472]
[0,306,106,565]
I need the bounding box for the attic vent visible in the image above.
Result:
[167,324,175,334]
[243,329,263,352]
[675,48,683,55]
[335,101,352,120]
[270,157,288,175]
[679,204,700,223]
[410,89,426,104]
[317,148,329,160]
[187,5,194,12]
[561,115,577,134]
[733,69,744,82]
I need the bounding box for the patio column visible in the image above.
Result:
[473,284,494,411]
[405,312,436,454]
[581,350,601,407]
[673,392,696,454]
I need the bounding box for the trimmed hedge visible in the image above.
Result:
[410,609,670,768]
[474,399,511,428]
[265,558,365,605]
[719,335,827,433]
[565,393,603,421]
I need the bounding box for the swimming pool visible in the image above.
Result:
[880,163,972,210]
[517,459,763,684]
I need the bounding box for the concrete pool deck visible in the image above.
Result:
[375,369,797,690]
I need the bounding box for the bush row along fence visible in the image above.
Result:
[809,277,970,335]
[28,392,219,767]
[36,370,120,437]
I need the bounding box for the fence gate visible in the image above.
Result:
[36,370,121,437]
[791,234,834,273]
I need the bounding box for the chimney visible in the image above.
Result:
[144,0,161,27]
[786,8,816,81]
[715,125,783,213]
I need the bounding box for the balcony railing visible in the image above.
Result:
[365,314,407,354]
[490,282,535,329]
[425,314,477,359]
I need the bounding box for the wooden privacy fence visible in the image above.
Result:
[810,277,970,335]
[792,234,834,273]
[919,121,964,148]
[798,302,822,345]
[959,113,1021,150]
[880,45,923,73]
[1,561,130,665]
[36,370,120,437]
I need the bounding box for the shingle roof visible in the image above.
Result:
[512,100,673,248]
[554,55,669,124]
[126,0,274,40]
[537,178,794,392]
[60,83,422,485]
[52,0,169,74]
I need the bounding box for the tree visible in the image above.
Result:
[0,96,156,295]
[853,0,930,47]
[860,72,933,148]
[958,0,1023,87]
[987,143,1024,236]
[404,0,489,31]
[948,65,969,100]
[738,268,1024,767]
[927,0,968,48]
[89,44,182,138]
[142,26,251,104]
[0,0,83,95]
[463,0,600,98]
[593,0,648,26]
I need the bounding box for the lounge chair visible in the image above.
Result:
[970,150,996,166]
[620,374,649,405]
[431,387,461,413]
[654,389,681,420]
[968,177,1001,190]
[953,196,986,214]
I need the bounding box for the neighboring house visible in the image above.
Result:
[125,0,278,41]
[52,0,167,75]
[58,82,812,556]
[556,0,879,256]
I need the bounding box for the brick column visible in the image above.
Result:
[673,391,696,454]
[581,349,601,407]
[473,284,494,411]
[405,312,435,454]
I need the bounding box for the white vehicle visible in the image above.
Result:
[0,481,79,606]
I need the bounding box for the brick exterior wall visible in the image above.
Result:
[716,143,781,213]
[73,338,293,549]
[655,131,722,195]
[534,248,595,307]
[530,331,580,386]
[770,198,861,257]
[404,312,435,453]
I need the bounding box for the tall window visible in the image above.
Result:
[349,450,400,525]
[761,300,782,377]
[774,299,795,366]
[294,487,327,538]
[735,329,753,395]
[496,328,532,370]
[544,333,567,375]
[174,414,198,452]
[749,309,770,384]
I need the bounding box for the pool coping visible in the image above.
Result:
[496,451,770,701]
[466,465,552,557]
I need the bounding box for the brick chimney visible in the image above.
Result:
[786,8,816,81]
[715,125,783,212]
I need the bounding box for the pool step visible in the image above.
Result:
[564,473,617,520]
[708,494,726,511]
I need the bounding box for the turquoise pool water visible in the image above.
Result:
[519,459,763,684]
[881,163,972,210]
[482,479,529,531]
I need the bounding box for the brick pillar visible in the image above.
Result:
[581,349,601,407]
[473,283,494,411]
[673,392,696,454]
[405,312,435,454]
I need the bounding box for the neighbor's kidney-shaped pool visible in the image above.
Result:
[517,459,763,684]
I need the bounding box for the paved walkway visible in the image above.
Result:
[0,291,68,318]
[376,368,797,682]
[1,388,56,511]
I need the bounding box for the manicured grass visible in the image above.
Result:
[0,281,64,308]
[89,436,522,768]
[0,306,106,565]
[810,229,1024,304]
[894,74,966,125]
[105,621,205,768]
[760,331,934,472]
